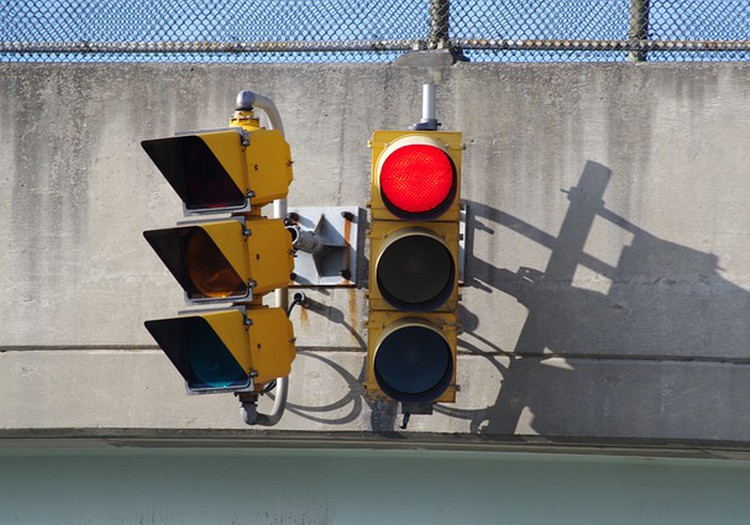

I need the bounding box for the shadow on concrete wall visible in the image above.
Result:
[281,160,750,437]
[442,160,750,438]
[288,300,402,432]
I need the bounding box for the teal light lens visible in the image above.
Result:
[145,316,249,392]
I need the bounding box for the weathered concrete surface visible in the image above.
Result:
[1,62,749,449]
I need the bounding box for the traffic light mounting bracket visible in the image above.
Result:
[285,206,361,286]
[459,201,468,285]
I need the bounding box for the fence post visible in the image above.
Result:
[628,0,650,62]
[429,0,450,49]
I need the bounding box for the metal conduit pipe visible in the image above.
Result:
[240,376,289,426]
[236,90,289,426]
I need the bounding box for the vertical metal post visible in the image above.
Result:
[410,84,439,131]
[628,0,650,62]
[429,0,450,49]
[422,84,436,124]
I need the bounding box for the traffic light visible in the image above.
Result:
[144,307,294,392]
[143,218,292,301]
[366,130,462,408]
[142,127,292,213]
[143,96,296,395]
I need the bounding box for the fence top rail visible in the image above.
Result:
[2,39,750,55]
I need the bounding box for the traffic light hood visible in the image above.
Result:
[142,127,292,213]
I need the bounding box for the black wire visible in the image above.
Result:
[286,298,301,316]
[272,293,304,393]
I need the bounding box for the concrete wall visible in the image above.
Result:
[1,61,749,451]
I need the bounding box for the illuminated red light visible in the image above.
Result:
[379,144,455,217]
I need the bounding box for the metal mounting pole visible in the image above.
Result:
[235,89,290,427]
[429,0,450,50]
[410,84,439,131]
[628,0,650,62]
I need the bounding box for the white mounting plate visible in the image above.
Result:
[287,206,360,287]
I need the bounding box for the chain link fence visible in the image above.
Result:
[1,0,748,63]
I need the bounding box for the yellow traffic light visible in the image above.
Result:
[366,130,462,406]
[365,311,457,404]
[369,131,461,222]
[142,93,296,398]
[145,308,295,392]
[144,218,293,301]
[368,221,459,312]
[142,127,292,213]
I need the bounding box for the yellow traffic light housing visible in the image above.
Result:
[365,311,457,404]
[144,218,293,302]
[369,131,462,222]
[366,129,463,409]
[142,91,297,405]
[142,127,292,213]
[145,308,295,393]
[368,220,460,312]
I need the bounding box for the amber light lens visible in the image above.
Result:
[379,144,456,219]
[185,229,246,299]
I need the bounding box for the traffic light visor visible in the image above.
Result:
[142,132,246,211]
[145,315,250,392]
[373,319,453,404]
[144,225,247,301]
[375,228,455,311]
[379,142,456,220]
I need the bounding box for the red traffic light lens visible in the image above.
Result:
[379,144,456,219]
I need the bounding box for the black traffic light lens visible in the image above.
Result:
[145,317,249,391]
[142,136,245,211]
[144,227,247,300]
[374,324,452,403]
[376,233,455,311]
